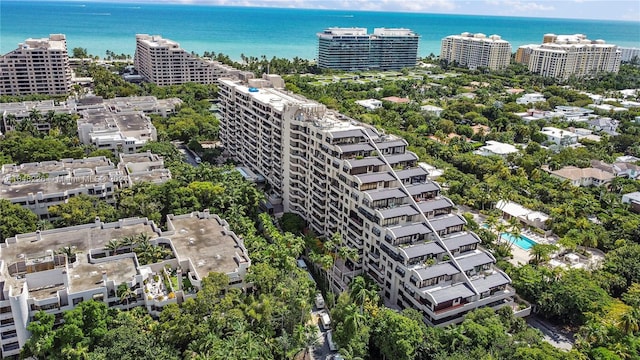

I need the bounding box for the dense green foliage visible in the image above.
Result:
[0,199,38,241]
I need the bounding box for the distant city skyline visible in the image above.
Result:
[32,0,640,21]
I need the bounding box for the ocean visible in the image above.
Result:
[1,0,639,61]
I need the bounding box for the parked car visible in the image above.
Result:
[326,330,338,352]
[320,312,331,330]
[315,293,325,309]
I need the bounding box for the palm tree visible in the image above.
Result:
[118,283,136,308]
[56,246,77,263]
[61,343,90,359]
[292,324,319,358]
[344,303,366,333]
[484,215,498,233]
[339,344,364,360]
[104,239,121,256]
[529,244,558,265]
[619,307,640,335]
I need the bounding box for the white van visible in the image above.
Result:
[326,330,338,351]
[315,293,325,309]
[320,312,331,330]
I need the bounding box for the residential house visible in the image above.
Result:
[496,200,550,231]
[473,141,519,158]
[355,99,383,110]
[516,93,546,105]
[622,192,640,213]
[545,165,615,186]
[540,127,579,146]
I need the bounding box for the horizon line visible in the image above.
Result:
[7,0,640,23]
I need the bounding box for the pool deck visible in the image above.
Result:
[503,230,558,266]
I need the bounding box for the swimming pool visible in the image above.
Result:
[501,233,538,250]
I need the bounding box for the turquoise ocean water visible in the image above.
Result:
[1,1,639,61]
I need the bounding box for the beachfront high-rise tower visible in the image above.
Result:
[0,34,72,96]
[134,34,243,86]
[317,28,419,71]
[440,32,512,71]
[515,34,621,79]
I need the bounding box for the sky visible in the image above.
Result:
[29,0,640,21]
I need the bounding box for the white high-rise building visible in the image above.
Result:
[619,47,640,63]
[218,74,528,327]
[317,28,419,71]
[516,34,621,79]
[0,34,72,96]
[134,34,243,86]
[440,33,512,70]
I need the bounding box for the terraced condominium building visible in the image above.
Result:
[134,34,243,86]
[0,210,250,357]
[218,75,527,326]
[440,32,512,70]
[317,28,419,71]
[516,34,621,79]
[0,34,72,95]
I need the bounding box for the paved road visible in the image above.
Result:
[309,306,335,360]
[527,315,574,350]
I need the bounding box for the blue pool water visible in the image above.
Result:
[501,233,537,250]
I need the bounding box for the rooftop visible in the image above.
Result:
[1,219,157,297]
[1,157,119,200]
[548,166,616,182]
[167,211,249,279]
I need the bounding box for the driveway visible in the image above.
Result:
[527,315,574,350]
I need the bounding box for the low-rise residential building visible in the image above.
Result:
[1,96,181,134]
[616,155,640,163]
[77,108,157,154]
[1,153,171,219]
[355,99,383,110]
[622,192,640,213]
[540,127,579,146]
[588,117,619,135]
[0,100,73,133]
[591,160,640,180]
[545,165,615,187]
[420,105,444,117]
[589,104,629,113]
[118,151,172,186]
[0,210,250,357]
[516,93,546,105]
[381,96,410,104]
[473,141,519,158]
[0,157,121,219]
[496,200,550,231]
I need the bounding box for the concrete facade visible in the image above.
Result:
[0,210,249,357]
[516,34,621,79]
[0,34,72,96]
[218,74,524,327]
[440,33,512,70]
[134,34,245,86]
